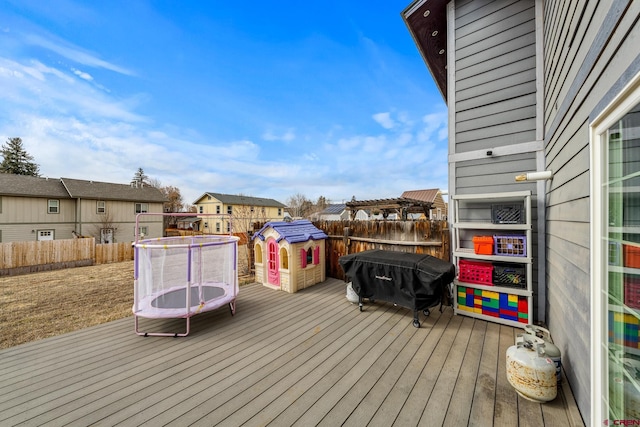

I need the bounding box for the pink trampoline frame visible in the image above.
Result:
[132,213,239,337]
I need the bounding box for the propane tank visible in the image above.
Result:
[346,282,359,303]
[520,325,562,384]
[507,334,557,402]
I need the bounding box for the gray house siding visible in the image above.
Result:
[543,0,640,419]
[454,0,537,153]
[449,1,543,318]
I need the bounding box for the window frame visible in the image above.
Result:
[97,200,106,214]
[48,199,59,214]
[590,70,640,424]
[135,202,148,214]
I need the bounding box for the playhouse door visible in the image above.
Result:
[267,240,280,286]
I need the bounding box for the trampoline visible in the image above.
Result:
[133,231,239,337]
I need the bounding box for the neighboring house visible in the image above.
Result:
[312,204,368,221]
[401,189,448,220]
[403,0,640,423]
[0,174,166,243]
[193,192,286,234]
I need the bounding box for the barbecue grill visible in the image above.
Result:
[339,249,455,327]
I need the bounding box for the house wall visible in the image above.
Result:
[542,0,640,418]
[449,0,542,316]
[0,195,164,243]
[196,197,284,233]
[0,196,76,242]
[76,199,164,241]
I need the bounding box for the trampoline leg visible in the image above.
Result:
[229,300,236,316]
[134,314,192,337]
[358,296,363,312]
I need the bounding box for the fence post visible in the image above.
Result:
[343,226,350,255]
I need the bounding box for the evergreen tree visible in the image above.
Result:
[132,167,149,186]
[0,137,40,176]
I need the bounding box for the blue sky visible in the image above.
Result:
[0,1,447,206]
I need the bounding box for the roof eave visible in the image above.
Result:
[401,0,448,102]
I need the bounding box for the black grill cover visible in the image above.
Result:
[339,250,455,311]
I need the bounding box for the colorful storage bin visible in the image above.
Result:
[494,235,527,257]
[458,259,493,286]
[609,310,640,349]
[457,286,528,324]
[473,236,494,255]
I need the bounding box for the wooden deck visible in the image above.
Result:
[0,279,584,426]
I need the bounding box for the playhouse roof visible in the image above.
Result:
[252,219,328,244]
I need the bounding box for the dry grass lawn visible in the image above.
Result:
[0,261,135,350]
[0,261,255,350]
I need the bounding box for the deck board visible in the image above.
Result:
[0,279,585,427]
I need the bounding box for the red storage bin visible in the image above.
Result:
[625,276,640,309]
[458,259,493,286]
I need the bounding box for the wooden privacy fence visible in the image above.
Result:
[313,220,450,281]
[0,238,134,276]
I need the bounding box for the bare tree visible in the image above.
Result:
[230,197,268,276]
[286,193,314,218]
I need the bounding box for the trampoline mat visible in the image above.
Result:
[151,285,225,309]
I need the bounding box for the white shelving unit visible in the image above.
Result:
[452,190,533,328]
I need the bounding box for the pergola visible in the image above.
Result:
[345,197,433,220]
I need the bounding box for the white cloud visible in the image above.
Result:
[72,68,93,81]
[262,128,296,142]
[24,33,134,76]
[372,112,395,129]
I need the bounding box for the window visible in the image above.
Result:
[136,226,148,238]
[97,200,106,214]
[216,205,221,214]
[278,208,282,216]
[227,205,233,215]
[301,246,320,268]
[226,222,231,232]
[135,203,148,214]
[280,248,288,269]
[251,206,255,213]
[199,206,204,214]
[255,244,263,264]
[48,199,59,214]
[591,74,640,423]
[216,222,220,232]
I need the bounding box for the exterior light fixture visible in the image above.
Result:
[515,171,554,181]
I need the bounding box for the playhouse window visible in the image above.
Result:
[255,244,263,264]
[301,246,320,268]
[280,248,288,269]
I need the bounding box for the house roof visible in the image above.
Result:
[401,189,441,204]
[320,204,347,215]
[252,219,328,244]
[196,192,286,208]
[61,178,166,202]
[0,174,166,202]
[401,0,448,100]
[0,174,71,198]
